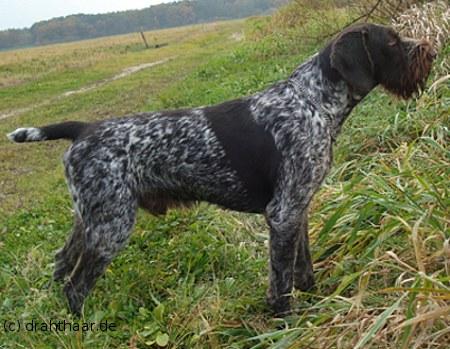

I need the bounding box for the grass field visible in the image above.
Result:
[0,5,449,349]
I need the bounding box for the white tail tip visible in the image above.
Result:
[7,127,44,143]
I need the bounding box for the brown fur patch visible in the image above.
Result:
[137,191,194,215]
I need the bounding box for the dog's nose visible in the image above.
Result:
[428,48,437,59]
[405,37,437,61]
[420,41,437,60]
[417,39,437,60]
[425,46,437,60]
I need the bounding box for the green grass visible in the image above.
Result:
[1,8,449,349]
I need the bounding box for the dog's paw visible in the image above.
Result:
[293,270,315,291]
[63,283,83,317]
[267,293,292,317]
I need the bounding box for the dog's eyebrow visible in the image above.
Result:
[386,30,401,46]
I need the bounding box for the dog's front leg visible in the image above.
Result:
[265,201,305,316]
[293,208,314,291]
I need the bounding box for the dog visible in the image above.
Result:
[7,23,435,316]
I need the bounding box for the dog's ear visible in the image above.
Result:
[330,26,377,95]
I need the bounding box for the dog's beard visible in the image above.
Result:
[383,45,435,99]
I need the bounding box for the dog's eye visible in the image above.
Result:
[388,35,399,46]
[388,31,401,47]
[388,39,398,47]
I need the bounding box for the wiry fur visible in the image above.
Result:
[7,24,435,316]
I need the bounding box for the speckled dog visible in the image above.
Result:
[7,23,435,316]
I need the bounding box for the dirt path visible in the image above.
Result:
[0,57,173,121]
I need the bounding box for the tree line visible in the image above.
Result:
[0,0,288,50]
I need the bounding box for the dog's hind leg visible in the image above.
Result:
[63,185,137,316]
[53,215,85,282]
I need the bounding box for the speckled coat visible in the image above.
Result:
[7,23,435,315]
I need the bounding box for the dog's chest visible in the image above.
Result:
[293,113,333,187]
[309,128,333,186]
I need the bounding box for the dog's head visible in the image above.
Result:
[329,23,436,98]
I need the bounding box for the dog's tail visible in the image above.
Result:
[7,121,89,143]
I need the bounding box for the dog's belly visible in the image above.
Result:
[137,188,267,215]
[135,164,269,214]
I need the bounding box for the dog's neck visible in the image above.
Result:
[288,47,367,140]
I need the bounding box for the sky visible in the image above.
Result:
[0,0,177,30]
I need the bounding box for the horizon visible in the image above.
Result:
[0,0,177,31]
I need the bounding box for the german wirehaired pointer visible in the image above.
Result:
[7,24,435,316]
